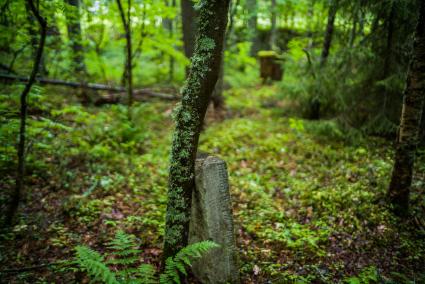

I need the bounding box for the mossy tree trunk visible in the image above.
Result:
[320,0,338,66]
[388,0,425,216]
[65,0,87,79]
[163,0,230,261]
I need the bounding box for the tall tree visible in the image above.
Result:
[320,0,338,66]
[163,0,230,262]
[6,0,47,225]
[388,0,425,216]
[65,0,87,79]
[116,0,133,117]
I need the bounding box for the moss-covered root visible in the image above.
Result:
[162,0,231,262]
[388,1,425,216]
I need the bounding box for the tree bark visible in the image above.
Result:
[180,0,198,75]
[5,0,47,226]
[388,0,425,216]
[163,0,230,263]
[65,0,87,79]
[320,0,338,66]
[116,0,133,117]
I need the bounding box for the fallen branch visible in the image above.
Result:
[0,73,179,100]
[0,261,66,274]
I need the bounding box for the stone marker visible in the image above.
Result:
[189,154,240,284]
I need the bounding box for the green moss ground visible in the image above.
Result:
[0,85,424,283]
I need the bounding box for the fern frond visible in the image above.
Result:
[161,257,180,284]
[138,264,157,284]
[107,230,141,268]
[174,241,219,264]
[108,230,140,254]
[75,246,119,284]
[159,241,219,284]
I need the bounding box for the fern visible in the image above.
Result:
[137,264,157,284]
[75,245,119,284]
[74,231,218,284]
[107,230,141,280]
[159,240,220,284]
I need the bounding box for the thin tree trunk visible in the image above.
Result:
[24,1,47,76]
[307,0,315,48]
[116,0,133,117]
[211,53,225,110]
[65,0,87,79]
[349,4,358,47]
[383,2,395,80]
[164,0,176,82]
[320,0,338,66]
[421,105,425,146]
[180,0,198,76]
[6,0,47,226]
[247,0,259,56]
[270,0,277,49]
[388,0,425,216]
[210,0,239,112]
[163,0,230,263]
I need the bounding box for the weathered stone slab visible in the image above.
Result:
[189,155,240,284]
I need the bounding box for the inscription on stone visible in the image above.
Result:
[189,155,240,284]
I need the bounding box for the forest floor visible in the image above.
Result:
[1,85,425,283]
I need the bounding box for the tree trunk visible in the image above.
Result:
[307,0,315,48]
[164,0,176,82]
[24,1,47,76]
[383,2,395,79]
[65,0,87,79]
[388,0,425,216]
[211,53,225,110]
[421,105,425,146]
[247,0,259,56]
[349,4,358,47]
[180,0,198,76]
[163,0,230,263]
[320,0,338,66]
[116,0,133,117]
[270,0,277,49]
[6,0,47,226]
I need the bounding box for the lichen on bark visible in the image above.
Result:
[162,0,230,262]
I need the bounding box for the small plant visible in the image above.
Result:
[74,230,219,284]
